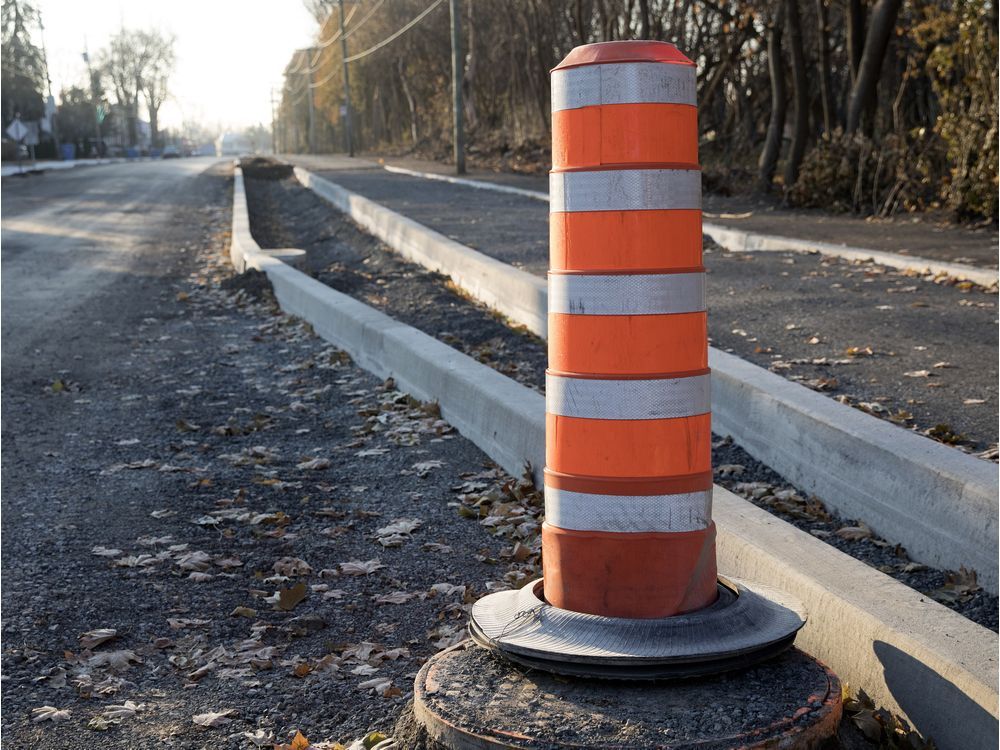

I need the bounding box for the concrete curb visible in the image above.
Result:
[294,166,548,337]
[293,166,999,592]
[701,223,999,288]
[230,168,998,750]
[380,164,998,287]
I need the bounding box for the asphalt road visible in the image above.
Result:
[2,157,218,362]
[286,155,998,453]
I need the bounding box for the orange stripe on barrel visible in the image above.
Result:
[549,312,707,375]
[552,104,699,170]
[546,412,711,478]
[542,522,718,618]
[550,210,702,271]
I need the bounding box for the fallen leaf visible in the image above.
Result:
[277,582,308,611]
[903,370,932,378]
[340,559,384,576]
[79,628,117,649]
[87,650,142,671]
[231,606,258,618]
[296,457,331,470]
[411,460,444,477]
[192,709,236,728]
[167,617,211,629]
[244,728,275,747]
[91,546,123,557]
[964,398,986,405]
[32,706,72,723]
[102,700,142,720]
[835,523,873,541]
[375,591,414,605]
[358,676,392,692]
[273,557,313,576]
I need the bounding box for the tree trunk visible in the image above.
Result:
[149,106,158,149]
[847,0,865,84]
[814,0,835,133]
[757,3,787,191]
[463,0,477,129]
[638,0,650,38]
[783,0,809,189]
[846,0,903,134]
[397,59,418,145]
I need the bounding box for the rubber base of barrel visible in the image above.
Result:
[468,576,806,680]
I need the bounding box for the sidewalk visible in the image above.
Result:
[357,153,998,270]
[1,157,128,178]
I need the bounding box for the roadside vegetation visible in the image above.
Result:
[279,0,998,224]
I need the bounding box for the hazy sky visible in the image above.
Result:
[36,0,319,131]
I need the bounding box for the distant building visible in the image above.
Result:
[215,133,251,156]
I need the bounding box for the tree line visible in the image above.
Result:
[278,0,997,222]
[2,0,175,155]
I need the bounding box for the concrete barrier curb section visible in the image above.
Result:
[230,169,997,750]
[381,163,999,288]
[293,166,999,593]
[711,348,999,591]
[700,223,999,289]
[294,166,548,337]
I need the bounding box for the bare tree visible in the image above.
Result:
[140,30,175,149]
[97,28,174,148]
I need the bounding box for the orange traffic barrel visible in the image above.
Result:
[544,40,715,619]
[468,41,807,682]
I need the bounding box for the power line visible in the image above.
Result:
[313,2,359,48]
[344,0,444,63]
[342,0,387,40]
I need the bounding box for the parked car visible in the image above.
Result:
[161,145,180,159]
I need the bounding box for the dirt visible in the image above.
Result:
[240,164,998,632]
[0,163,538,748]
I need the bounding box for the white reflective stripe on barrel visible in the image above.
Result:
[549,272,705,315]
[545,486,712,532]
[551,62,697,112]
[546,373,710,420]
[550,169,702,213]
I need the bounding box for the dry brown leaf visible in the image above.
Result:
[277,582,308,611]
[835,523,873,541]
[32,706,72,723]
[79,628,117,649]
[339,559,384,576]
[273,557,313,576]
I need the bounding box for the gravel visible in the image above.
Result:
[241,163,997,631]
[0,163,539,748]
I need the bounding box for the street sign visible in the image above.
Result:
[6,119,28,141]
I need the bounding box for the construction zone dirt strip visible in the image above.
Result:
[291,159,998,456]
[241,161,997,631]
[0,165,542,748]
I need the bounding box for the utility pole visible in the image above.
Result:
[306,50,316,154]
[270,88,278,155]
[449,0,465,174]
[39,13,61,156]
[83,42,102,156]
[338,0,354,157]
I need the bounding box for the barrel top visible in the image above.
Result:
[552,41,694,72]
